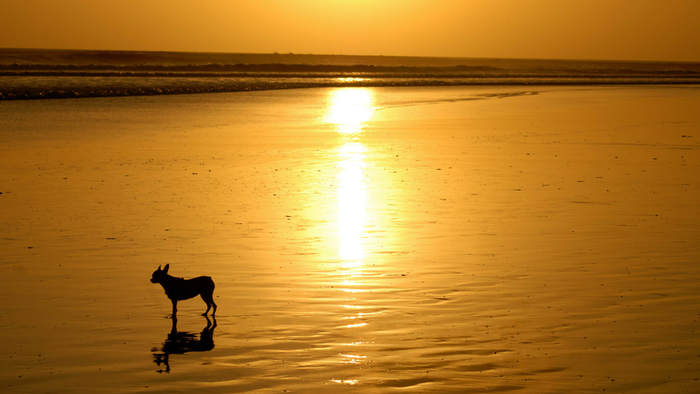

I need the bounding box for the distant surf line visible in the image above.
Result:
[3,76,700,101]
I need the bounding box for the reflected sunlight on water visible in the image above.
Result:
[324,88,376,269]
[324,88,375,135]
[337,142,367,264]
[323,88,378,380]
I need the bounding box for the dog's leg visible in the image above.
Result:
[171,299,178,318]
[203,304,211,316]
[201,291,217,316]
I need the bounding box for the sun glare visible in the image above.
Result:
[322,88,377,377]
[324,88,376,265]
[337,142,367,263]
[324,89,375,135]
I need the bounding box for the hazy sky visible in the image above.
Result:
[1,0,699,61]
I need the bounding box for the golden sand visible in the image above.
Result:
[1,86,699,392]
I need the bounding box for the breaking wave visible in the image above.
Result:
[2,48,699,100]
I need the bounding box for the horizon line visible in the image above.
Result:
[2,47,699,65]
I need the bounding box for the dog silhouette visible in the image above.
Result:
[150,264,217,317]
[152,315,217,373]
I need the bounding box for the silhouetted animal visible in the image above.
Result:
[152,315,216,373]
[150,264,217,317]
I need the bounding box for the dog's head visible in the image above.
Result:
[151,264,170,283]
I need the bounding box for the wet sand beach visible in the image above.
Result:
[1,85,699,393]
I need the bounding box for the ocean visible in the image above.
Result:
[2,48,700,100]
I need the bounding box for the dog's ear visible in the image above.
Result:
[157,265,162,271]
[163,264,170,274]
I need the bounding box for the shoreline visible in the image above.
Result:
[2,77,700,101]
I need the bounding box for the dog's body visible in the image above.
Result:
[151,264,217,316]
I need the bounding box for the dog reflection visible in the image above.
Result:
[152,316,216,373]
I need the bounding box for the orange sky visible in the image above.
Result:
[1,0,699,62]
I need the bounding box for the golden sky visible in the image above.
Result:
[1,0,699,61]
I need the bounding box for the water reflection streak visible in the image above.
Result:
[323,88,377,380]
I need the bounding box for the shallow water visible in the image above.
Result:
[1,86,699,393]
